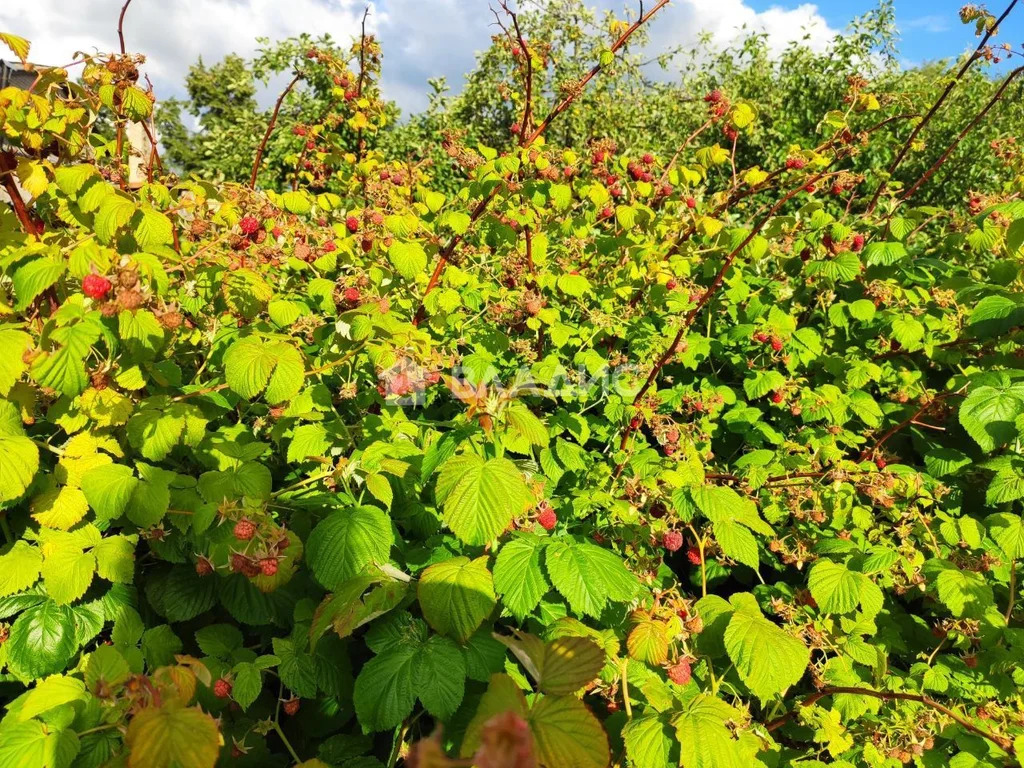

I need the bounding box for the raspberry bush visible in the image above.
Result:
[2,3,1024,767]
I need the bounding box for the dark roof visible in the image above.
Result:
[0,60,40,90]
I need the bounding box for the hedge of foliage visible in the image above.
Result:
[2,3,1024,767]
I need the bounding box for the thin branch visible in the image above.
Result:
[900,65,1024,205]
[356,6,370,163]
[411,0,669,324]
[618,170,835,451]
[522,0,669,146]
[0,151,43,236]
[117,0,134,55]
[858,388,965,461]
[501,1,534,142]
[866,0,1019,213]
[765,686,1015,755]
[250,73,303,189]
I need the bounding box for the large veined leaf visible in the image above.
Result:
[958,380,1024,452]
[12,256,65,311]
[808,560,874,614]
[723,596,808,699]
[81,463,138,523]
[0,719,80,768]
[987,513,1024,559]
[493,534,550,619]
[0,328,31,394]
[434,454,532,545]
[5,602,78,681]
[352,644,418,732]
[0,541,42,597]
[40,542,96,605]
[528,694,609,768]
[414,634,467,719]
[124,703,220,768]
[0,435,39,503]
[673,695,748,768]
[417,556,496,643]
[223,336,305,404]
[544,538,640,617]
[496,631,606,695]
[623,714,676,768]
[306,506,394,589]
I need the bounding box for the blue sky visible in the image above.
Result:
[2,1,1022,113]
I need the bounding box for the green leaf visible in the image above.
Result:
[306,505,393,589]
[435,454,531,545]
[724,600,808,699]
[6,601,78,680]
[93,535,137,583]
[623,715,675,768]
[0,435,38,503]
[545,539,639,618]
[352,644,418,732]
[81,464,138,523]
[0,720,80,768]
[934,565,994,618]
[493,534,549,619]
[0,329,31,395]
[414,634,466,719]
[272,637,318,698]
[712,519,759,570]
[85,645,130,693]
[17,675,88,721]
[41,543,96,605]
[862,241,906,266]
[673,695,746,768]
[13,257,66,311]
[124,703,220,768]
[417,556,496,643]
[987,513,1024,559]
[529,694,610,768]
[195,624,243,659]
[387,241,427,279]
[0,541,42,597]
[95,194,137,243]
[224,336,305,404]
[231,662,262,710]
[808,560,864,614]
[134,208,173,247]
[959,382,1024,452]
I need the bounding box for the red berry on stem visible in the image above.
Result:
[875,457,887,470]
[771,337,784,352]
[213,678,232,698]
[538,508,557,530]
[686,546,702,565]
[770,391,784,404]
[667,658,692,686]
[233,519,256,541]
[344,287,361,304]
[686,197,696,209]
[851,234,865,252]
[346,216,359,233]
[239,215,260,236]
[663,530,683,552]
[83,273,112,300]
[260,558,279,576]
[283,697,300,716]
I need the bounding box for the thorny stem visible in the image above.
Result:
[766,687,1015,755]
[117,0,134,55]
[866,0,1019,213]
[899,65,1024,205]
[250,73,303,189]
[858,388,965,461]
[412,0,669,323]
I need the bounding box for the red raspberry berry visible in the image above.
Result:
[229,553,247,573]
[663,530,683,552]
[804,183,816,194]
[592,150,605,164]
[686,546,702,565]
[629,416,641,430]
[770,391,784,404]
[272,226,283,238]
[323,240,337,252]
[510,122,521,135]
[361,238,373,253]
[82,273,112,300]
[260,558,279,576]
[600,206,614,219]
[649,502,666,519]
[964,655,978,668]
[875,457,887,470]
[346,216,359,233]
[292,126,307,136]
[665,428,680,443]
[343,287,361,304]
[642,152,654,165]
[666,279,678,290]
[213,678,232,698]
[771,337,784,352]
[753,332,768,343]
[785,156,806,170]
[283,697,300,716]
[851,234,865,252]
[239,216,260,236]
[233,519,256,541]
[538,508,557,531]
[667,658,692,686]
[195,556,214,577]
[686,197,697,209]
[704,89,723,103]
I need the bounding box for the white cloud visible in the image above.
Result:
[904,14,950,34]
[1,0,837,114]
